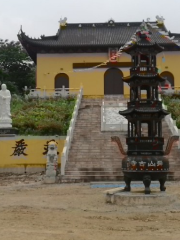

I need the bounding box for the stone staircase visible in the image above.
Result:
[162,121,180,180]
[61,97,180,182]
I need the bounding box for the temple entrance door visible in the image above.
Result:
[160,71,174,87]
[55,73,69,89]
[104,68,123,95]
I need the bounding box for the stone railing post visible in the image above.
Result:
[101,100,105,131]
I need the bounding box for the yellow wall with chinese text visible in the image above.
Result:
[0,136,65,172]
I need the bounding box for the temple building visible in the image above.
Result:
[18,17,180,97]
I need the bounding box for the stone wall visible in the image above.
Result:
[0,136,65,174]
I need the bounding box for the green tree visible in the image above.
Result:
[0,39,35,94]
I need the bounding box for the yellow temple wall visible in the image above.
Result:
[36,51,180,96]
[157,51,180,88]
[36,53,131,96]
[0,136,65,173]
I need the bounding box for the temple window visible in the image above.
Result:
[160,71,174,88]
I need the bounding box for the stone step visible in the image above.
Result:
[66,163,122,166]
[68,158,122,161]
[65,165,122,169]
[67,162,122,166]
[65,171,123,176]
[63,97,180,182]
[66,159,122,162]
[61,175,124,183]
[65,167,122,171]
[61,173,180,183]
[65,163,122,167]
[68,151,123,155]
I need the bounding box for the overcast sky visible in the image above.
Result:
[1,0,180,41]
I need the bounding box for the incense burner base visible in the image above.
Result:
[122,156,169,194]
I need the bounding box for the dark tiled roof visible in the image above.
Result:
[18,21,179,48]
[56,24,139,47]
[169,33,180,42]
[135,108,168,114]
[18,21,180,63]
[149,27,180,45]
[119,108,134,115]
[119,108,168,116]
[19,22,139,48]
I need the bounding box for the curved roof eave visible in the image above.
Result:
[123,41,164,53]
[119,108,169,116]
[122,73,166,83]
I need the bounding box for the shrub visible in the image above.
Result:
[11,97,76,135]
[162,96,180,129]
[176,117,180,129]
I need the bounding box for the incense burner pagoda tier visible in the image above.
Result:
[113,23,179,194]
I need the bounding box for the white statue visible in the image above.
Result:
[0,84,12,128]
[44,141,58,183]
[46,141,58,166]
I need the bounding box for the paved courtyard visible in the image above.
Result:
[0,174,180,240]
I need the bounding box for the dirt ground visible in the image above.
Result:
[1,174,180,240]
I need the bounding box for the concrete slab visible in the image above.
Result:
[106,191,177,205]
[91,181,161,188]
[91,181,160,184]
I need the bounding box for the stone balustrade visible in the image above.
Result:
[27,86,79,99]
[163,103,180,149]
[61,87,83,175]
[101,100,128,131]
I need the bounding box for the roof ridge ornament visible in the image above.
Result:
[136,21,152,40]
[108,19,115,26]
[18,25,23,35]
[156,15,165,24]
[59,17,67,27]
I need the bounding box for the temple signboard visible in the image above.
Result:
[109,48,118,62]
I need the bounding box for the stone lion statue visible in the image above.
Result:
[47,141,58,167]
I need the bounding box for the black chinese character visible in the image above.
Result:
[10,139,28,156]
[43,139,59,155]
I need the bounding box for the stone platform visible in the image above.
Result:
[0,127,18,136]
[105,190,177,206]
